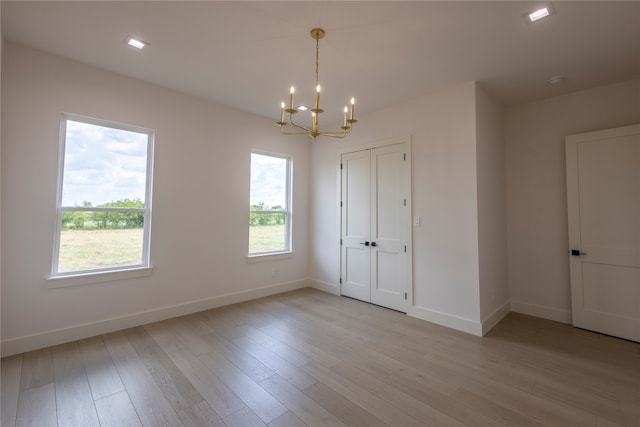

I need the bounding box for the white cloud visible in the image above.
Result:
[61,120,149,206]
[250,153,287,209]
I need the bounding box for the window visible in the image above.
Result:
[249,151,292,255]
[52,114,154,277]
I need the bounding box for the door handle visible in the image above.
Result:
[360,241,370,246]
[370,242,377,247]
[570,249,587,256]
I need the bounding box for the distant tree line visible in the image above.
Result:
[62,199,144,230]
[250,203,286,226]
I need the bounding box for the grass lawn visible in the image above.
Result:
[58,228,144,272]
[249,224,285,253]
[59,225,285,272]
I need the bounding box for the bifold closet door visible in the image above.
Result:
[341,142,409,312]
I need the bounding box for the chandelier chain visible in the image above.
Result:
[315,37,320,87]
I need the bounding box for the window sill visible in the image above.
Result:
[47,267,153,289]
[246,251,294,263]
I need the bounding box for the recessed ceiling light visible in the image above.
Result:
[529,7,549,22]
[525,4,555,23]
[125,36,148,50]
[547,76,565,85]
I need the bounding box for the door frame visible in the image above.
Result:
[338,135,413,311]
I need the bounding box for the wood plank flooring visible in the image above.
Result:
[2,288,639,426]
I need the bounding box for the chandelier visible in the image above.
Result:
[277,28,357,139]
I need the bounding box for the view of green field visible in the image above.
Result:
[58,229,144,272]
[59,224,285,272]
[248,224,285,253]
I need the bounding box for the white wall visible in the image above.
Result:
[1,43,310,356]
[309,82,496,334]
[505,78,640,323]
[475,84,509,330]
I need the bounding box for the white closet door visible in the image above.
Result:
[341,141,410,313]
[340,150,371,302]
[566,124,640,342]
[370,144,409,312]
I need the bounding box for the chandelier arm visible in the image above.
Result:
[286,111,353,135]
[279,123,352,138]
[318,129,353,137]
[280,128,350,139]
[288,114,312,132]
[280,128,315,136]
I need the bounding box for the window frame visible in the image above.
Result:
[51,113,155,280]
[248,150,293,257]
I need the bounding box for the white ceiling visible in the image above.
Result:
[3,1,639,124]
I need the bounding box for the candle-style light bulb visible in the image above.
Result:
[280,102,285,124]
[343,106,348,128]
[314,85,321,111]
[289,86,295,110]
[350,97,355,121]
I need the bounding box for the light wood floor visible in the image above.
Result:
[1,288,639,427]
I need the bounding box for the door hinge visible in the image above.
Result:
[404,292,407,300]
[340,239,343,246]
[340,277,342,284]
[340,163,343,170]
[340,201,343,207]
[404,245,407,252]
[404,153,406,161]
[404,199,406,206]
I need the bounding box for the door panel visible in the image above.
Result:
[582,263,639,319]
[370,145,407,311]
[344,247,368,297]
[341,151,371,302]
[375,251,400,294]
[374,150,402,240]
[566,124,640,342]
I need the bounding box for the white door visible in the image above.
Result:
[341,141,410,312]
[341,150,371,302]
[566,124,640,342]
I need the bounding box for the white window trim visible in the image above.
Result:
[47,267,153,289]
[246,251,294,263]
[50,113,154,283]
[248,150,293,258]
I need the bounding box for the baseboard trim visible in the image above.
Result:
[481,300,511,335]
[307,278,340,295]
[510,300,572,324]
[408,305,483,336]
[1,279,308,357]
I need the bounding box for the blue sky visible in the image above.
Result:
[62,120,148,207]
